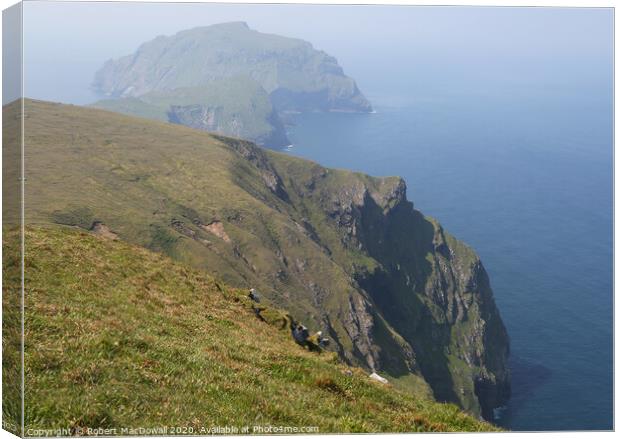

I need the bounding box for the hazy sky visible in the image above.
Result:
[15,2,614,104]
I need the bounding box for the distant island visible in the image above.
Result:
[92,22,373,148]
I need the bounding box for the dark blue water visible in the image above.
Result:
[284,82,613,430]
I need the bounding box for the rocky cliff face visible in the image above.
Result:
[269,158,511,419]
[22,100,509,421]
[327,179,510,419]
[167,103,289,148]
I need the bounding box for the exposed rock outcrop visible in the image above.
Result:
[320,176,511,419]
[90,221,118,240]
[202,221,232,243]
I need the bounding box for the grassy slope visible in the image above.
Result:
[21,99,416,373]
[10,226,498,433]
[92,77,284,146]
[17,100,508,419]
[2,100,23,436]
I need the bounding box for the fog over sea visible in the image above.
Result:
[20,3,613,431]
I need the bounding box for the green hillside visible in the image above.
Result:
[13,99,509,421]
[4,225,499,433]
[93,77,290,148]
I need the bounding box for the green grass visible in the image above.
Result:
[92,76,283,145]
[12,99,510,421]
[2,100,24,435]
[2,227,22,436]
[9,226,499,433]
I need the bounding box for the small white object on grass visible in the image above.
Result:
[369,372,389,384]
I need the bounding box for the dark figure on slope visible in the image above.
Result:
[292,324,330,352]
[248,288,260,303]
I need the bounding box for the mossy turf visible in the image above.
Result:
[8,226,499,434]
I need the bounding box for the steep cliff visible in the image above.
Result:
[268,154,511,419]
[19,99,509,420]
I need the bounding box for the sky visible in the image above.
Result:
[12,2,613,105]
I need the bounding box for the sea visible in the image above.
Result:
[283,74,613,431]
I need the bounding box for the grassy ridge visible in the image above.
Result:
[92,76,288,147]
[13,226,499,433]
